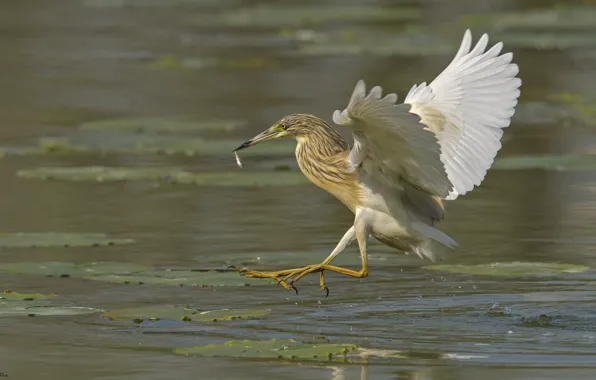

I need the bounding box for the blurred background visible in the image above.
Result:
[0,0,595,379]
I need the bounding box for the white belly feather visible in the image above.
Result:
[356,175,457,261]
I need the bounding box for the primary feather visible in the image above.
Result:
[333,29,521,201]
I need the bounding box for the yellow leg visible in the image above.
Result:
[229,266,305,291]
[282,222,369,294]
[232,217,369,296]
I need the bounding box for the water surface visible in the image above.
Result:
[0,0,595,379]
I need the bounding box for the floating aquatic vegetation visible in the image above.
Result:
[36,140,95,155]
[424,262,590,276]
[149,56,275,70]
[0,233,134,248]
[296,33,455,57]
[513,93,596,128]
[0,290,101,317]
[83,0,234,7]
[500,32,596,50]
[174,339,416,362]
[548,92,596,126]
[175,339,358,361]
[519,314,556,328]
[103,305,269,322]
[462,6,596,33]
[32,107,105,127]
[0,262,272,287]
[79,117,247,134]
[37,133,295,157]
[513,102,578,127]
[492,154,596,171]
[459,6,596,50]
[0,301,102,317]
[0,290,52,301]
[0,262,152,278]
[18,166,182,182]
[194,5,420,28]
[88,269,273,287]
[17,167,308,187]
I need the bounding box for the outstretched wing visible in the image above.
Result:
[404,29,521,200]
[333,80,453,198]
[333,29,520,201]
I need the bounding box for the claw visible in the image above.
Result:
[290,281,299,295]
[323,286,330,299]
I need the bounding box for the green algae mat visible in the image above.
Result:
[0,291,101,317]
[425,262,590,276]
[103,305,269,323]
[18,167,307,187]
[174,339,414,363]
[0,232,134,248]
[0,262,273,287]
[175,339,358,361]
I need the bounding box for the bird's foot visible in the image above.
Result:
[281,263,368,297]
[229,266,303,292]
[279,264,329,295]
[230,263,367,297]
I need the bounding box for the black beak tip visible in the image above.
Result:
[233,141,251,152]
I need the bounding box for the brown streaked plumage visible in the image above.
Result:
[231,29,521,296]
[288,114,365,213]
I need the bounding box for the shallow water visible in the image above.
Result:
[1,0,596,379]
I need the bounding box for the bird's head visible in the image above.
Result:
[233,114,324,152]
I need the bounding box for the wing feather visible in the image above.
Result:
[332,29,520,204]
[405,29,521,200]
[333,81,452,198]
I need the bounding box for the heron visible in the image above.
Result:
[232,29,521,295]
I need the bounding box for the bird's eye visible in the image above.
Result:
[280,124,288,130]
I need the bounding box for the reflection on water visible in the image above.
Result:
[0,0,596,379]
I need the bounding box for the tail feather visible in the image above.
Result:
[410,221,458,262]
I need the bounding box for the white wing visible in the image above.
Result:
[333,80,453,198]
[404,29,521,200]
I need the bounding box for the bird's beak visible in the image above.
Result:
[233,125,283,152]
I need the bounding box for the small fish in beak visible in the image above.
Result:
[232,125,284,168]
[234,151,243,168]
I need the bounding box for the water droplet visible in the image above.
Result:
[507,331,513,334]
[473,285,477,290]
